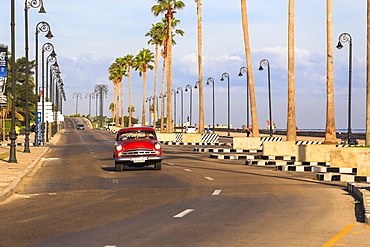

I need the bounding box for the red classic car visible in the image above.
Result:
[113,127,163,171]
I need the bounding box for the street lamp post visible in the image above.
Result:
[220,72,231,136]
[35,21,53,146]
[41,42,55,143]
[85,92,92,116]
[238,67,250,128]
[94,84,108,128]
[146,97,152,126]
[185,85,193,125]
[45,54,57,142]
[24,0,46,152]
[73,93,82,115]
[9,0,17,163]
[159,92,166,129]
[172,89,177,129]
[259,59,273,137]
[176,87,184,129]
[336,33,353,142]
[206,77,215,133]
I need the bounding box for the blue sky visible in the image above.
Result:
[0,0,368,129]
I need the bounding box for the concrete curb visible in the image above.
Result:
[347,183,370,224]
[0,132,63,203]
[0,147,49,202]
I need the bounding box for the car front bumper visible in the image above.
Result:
[114,156,163,162]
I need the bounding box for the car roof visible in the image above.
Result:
[117,126,156,133]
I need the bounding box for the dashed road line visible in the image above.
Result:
[212,190,221,196]
[174,209,195,218]
[205,177,214,181]
[184,169,192,172]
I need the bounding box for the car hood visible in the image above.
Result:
[116,140,160,149]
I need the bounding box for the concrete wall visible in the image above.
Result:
[263,141,298,157]
[330,148,370,176]
[156,133,177,142]
[182,134,202,143]
[298,145,336,162]
[233,137,261,150]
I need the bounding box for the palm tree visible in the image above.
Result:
[162,18,184,131]
[108,59,126,126]
[108,64,120,125]
[109,102,115,119]
[324,0,336,144]
[123,54,135,127]
[286,0,296,141]
[146,22,165,130]
[134,48,155,125]
[240,0,259,137]
[195,0,204,133]
[151,0,186,132]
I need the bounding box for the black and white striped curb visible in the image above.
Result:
[194,148,261,153]
[0,142,46,147]
[347,183,370,224]
[211,154,295,161]
[210,154,259,160]
[248,160,330,166]
[277,165,356,173]
[164,142,224,146]
[316,173,370,183]
[246,160,292,166]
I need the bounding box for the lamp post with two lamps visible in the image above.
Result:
[73,93,82,115]
[220,72,231,136]
[336,32,353,142]
[24,0,46,152]
[259,59,273,136]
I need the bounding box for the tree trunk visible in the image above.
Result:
[197,0,205,133]
[142,71,147,125]
[153,44,159,129]
[324,0,337,144]
[166,17,173,132]
[287,0,297,141]
[128,67,132,127]
[114,82,119,125]
[120,80,124,127]
[160,57,167,131]
[241,0,259,137]
[366,0,370,145]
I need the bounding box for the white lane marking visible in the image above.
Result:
[168,163,175,166]
[205,177,214,181]
[112,179,118,184]
[212,190,222,196]
[174,209,195,218]
[104,245,116,247]
[184,169,192,172]
[41,158,59,161]
[79,135,85,143]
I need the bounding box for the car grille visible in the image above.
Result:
[119,149,158,156]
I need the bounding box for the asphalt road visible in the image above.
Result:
[0,117,369,247]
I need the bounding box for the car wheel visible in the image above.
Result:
[115,162,122,172]
[154,162,162,170]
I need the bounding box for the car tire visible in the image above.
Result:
[154,162,162,170]
[115,162,122,172]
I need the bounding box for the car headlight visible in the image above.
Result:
[154,143,161,150]
[115,144,123,151]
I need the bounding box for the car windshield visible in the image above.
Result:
[117,130,156,141]
[78,124,84,127]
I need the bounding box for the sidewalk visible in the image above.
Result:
[0,132,63,202]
